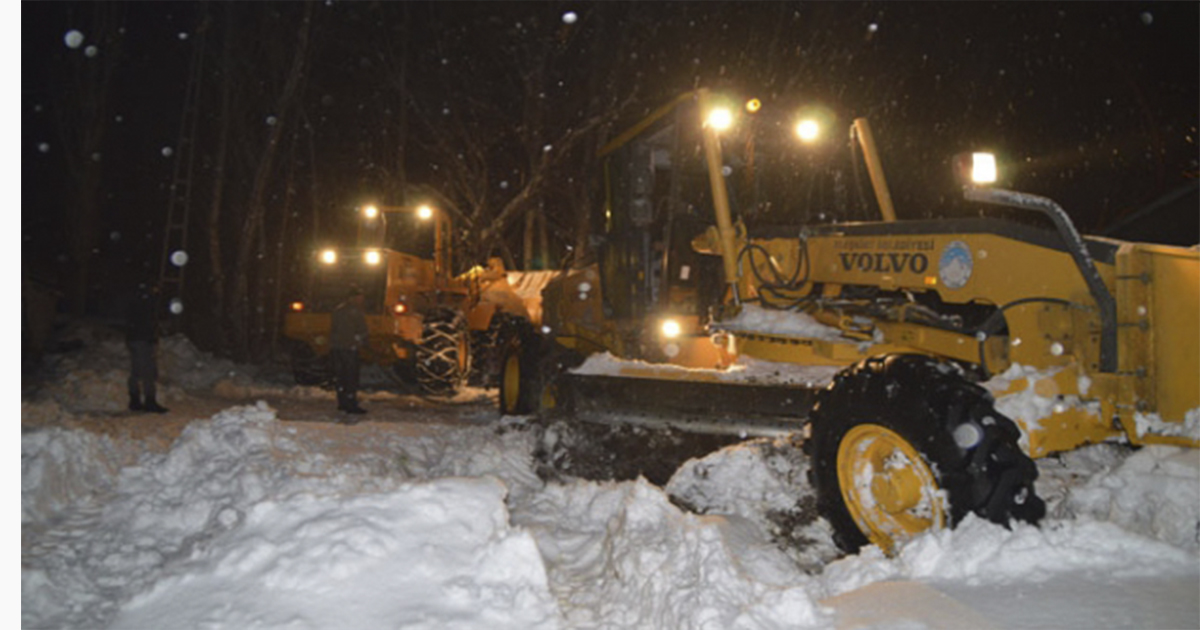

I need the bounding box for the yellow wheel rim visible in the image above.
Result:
[837,423,946,554]
[502,352,521,413]
[457,334,470,375]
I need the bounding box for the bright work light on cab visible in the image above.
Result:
[416,205,435,221]
[290,301,304,312]
[363,204,380,220]
[660,318,683,339]
[745,98,762,113]
[320,249,337,264]
[971,152,997,184]
[795,119,821,143]
[705,107,734,132]
[364,250,382,265]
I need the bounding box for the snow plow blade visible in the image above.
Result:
[553,373,817,437]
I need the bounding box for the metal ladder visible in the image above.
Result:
[157,11,209,325]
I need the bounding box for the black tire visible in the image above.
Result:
[415,308,470,396]
[807,354,1045,554]
[498,325,542,415]
[472,312,527,389]
[290,342,331,387]
[498,327,581,416]
[387,358,418,387]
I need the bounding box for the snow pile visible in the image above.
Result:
[820,513,1197,597]
[666,437,841,571]
[24,403,292,628]
[1059,445,1200,550]
[112,477,559,630]
[157,334,257,392]
[22,396,1200,628]
[34,322,257,413]
[22,403,558,629]
[21,425,137,524]
[513,479,829,629]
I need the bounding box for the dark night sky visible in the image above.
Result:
[18,2,1200,316]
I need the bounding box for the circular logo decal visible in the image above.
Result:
[938,240,973,290]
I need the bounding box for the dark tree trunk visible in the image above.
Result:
[229,2,313,361]
[206,2,236,354]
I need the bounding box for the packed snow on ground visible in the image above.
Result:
[20,325,1200,629]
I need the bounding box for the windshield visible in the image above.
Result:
[716,100,876,227]
[307,249,388,313]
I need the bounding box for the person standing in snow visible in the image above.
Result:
[126,282,169,413]
[330,284,369,416]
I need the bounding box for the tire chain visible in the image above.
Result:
[415,311,468,396]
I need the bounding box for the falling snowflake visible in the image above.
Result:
[85,46,99,58]
[169,298,184,315]
[170,251,189,267]
[64,30,84,49]
[37,143,50,154]
[266,116,278,126]
[178,32,189,41]
[562,11,578,24]
[162,147,174,157]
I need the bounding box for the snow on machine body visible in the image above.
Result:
[500,89,1200,553]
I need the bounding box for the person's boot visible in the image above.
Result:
[143,397,169,414]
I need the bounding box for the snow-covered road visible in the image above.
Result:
[21,325,1200,629]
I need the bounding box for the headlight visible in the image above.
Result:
[319,249,337,264]
[795,119,820,143]
[290,301,305,312]
[392,303,408,315]
[660,318,683,339]
[362,204,380,220]
[364,250,382,265]
[970,152,997,184]
[704,107,733,132]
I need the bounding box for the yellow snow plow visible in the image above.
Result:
[284,202,546,395]
[500,89,1199,554]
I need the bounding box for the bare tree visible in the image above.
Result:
[228,2,315,361]
[202,1,238,354]
[401,6,645,271]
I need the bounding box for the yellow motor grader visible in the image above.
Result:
[283,202,537,396]
[500,89,1199,553]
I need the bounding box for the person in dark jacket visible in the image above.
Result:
[330,285,369,416]
[127,283,169,413]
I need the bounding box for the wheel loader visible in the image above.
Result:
[500,89,1200,554]
[283,202,539,396]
